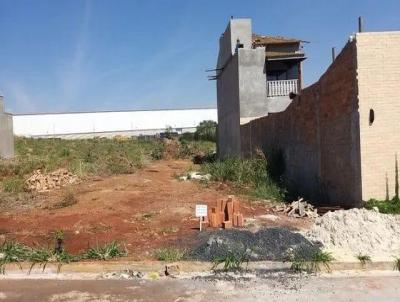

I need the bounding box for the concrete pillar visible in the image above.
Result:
[0,95,15,159]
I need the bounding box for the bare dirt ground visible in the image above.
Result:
[0,159,312,258]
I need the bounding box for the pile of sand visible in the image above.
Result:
[306,208,400,261]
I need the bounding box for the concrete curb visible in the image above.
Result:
[1,260,397,275]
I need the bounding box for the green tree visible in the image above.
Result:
[194,120,217,142]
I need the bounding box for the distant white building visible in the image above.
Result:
[12,108,217,139]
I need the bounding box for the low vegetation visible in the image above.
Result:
[290,249,334,273]
[153,248,186,262]
[82,241,127,260]
[356,254,371,267]
[365,198,400,214]
[0,239,127,274]
[201,156,284,201]
[212,250,250,272]
[0,136,215,196]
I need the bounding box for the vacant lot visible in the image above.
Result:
[0,137,312,260]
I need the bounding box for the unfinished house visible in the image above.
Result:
[0,95,14,158]
[217,18,400,207]
[216,18,306,157]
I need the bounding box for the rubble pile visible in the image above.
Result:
[25,169,78,192]
[273,198,318,218]
[306,208,400,260]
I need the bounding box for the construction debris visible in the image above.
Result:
[207,195,244,228]
[273,198,318,218]
[25,169,79,192]
[179,171,211,181]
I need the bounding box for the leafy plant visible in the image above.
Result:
[365,198,400,214]
[212,250,250,272]
[0,241,30,274]
[153,248,185,262]
[27,247,52,274]
[290,249,334,273]
[357,254,371,267]
[83,241,127,260]
[194,120,217,142]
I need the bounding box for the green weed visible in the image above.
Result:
[153,248,185,262]
[2,176,25,193]
[394,257,400,271]
[212,250,250,272]
[82,241,127,260]
[0,241,30,274]
[365,198,400,214]
[202,157,283,201]
[356,254,371,267]
[290,249,334,273]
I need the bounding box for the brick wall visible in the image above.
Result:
[241,40,361,206]
[357,32,400,200]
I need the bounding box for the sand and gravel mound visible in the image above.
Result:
[306,208,400,261]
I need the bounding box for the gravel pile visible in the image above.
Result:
[188,227,319,261]
[306,208,400,260]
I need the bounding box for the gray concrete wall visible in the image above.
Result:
[0,96,14,159]
[217,54,241,158]
[267,96,292,113]
[238,48,269,121]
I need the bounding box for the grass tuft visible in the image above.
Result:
[153,248,185,262]
[212,250,250,272]
[290,249,334,273]
[82,241,127,261]
[356,254,371,267]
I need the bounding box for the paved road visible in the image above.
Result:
[1,274,400,301]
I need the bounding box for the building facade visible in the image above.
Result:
[217,18,400,206]
[216,18,305,157]
[12,108,217,139]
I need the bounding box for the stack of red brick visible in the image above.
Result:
[207,195,244,229]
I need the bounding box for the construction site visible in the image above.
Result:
[1,3,400,301]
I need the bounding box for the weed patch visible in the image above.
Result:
[1,176,25,193]
[365,198,400,214]
[202,157,284,201]
[153,248,185,262]
[356,254,371,267]
[289,248,334,273]
[82,241,127,260]
[212,250,250,272]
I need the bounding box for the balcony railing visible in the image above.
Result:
[267,79,299,97]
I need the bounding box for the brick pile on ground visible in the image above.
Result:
[207,195,244,228]
[188,227,319,261]
[25,169,78,192]
[273,198,318,218]
[305,208,400,260]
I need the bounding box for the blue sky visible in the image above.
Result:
[0,0,399,114]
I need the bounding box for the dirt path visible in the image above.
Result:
[0,160,263,257]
